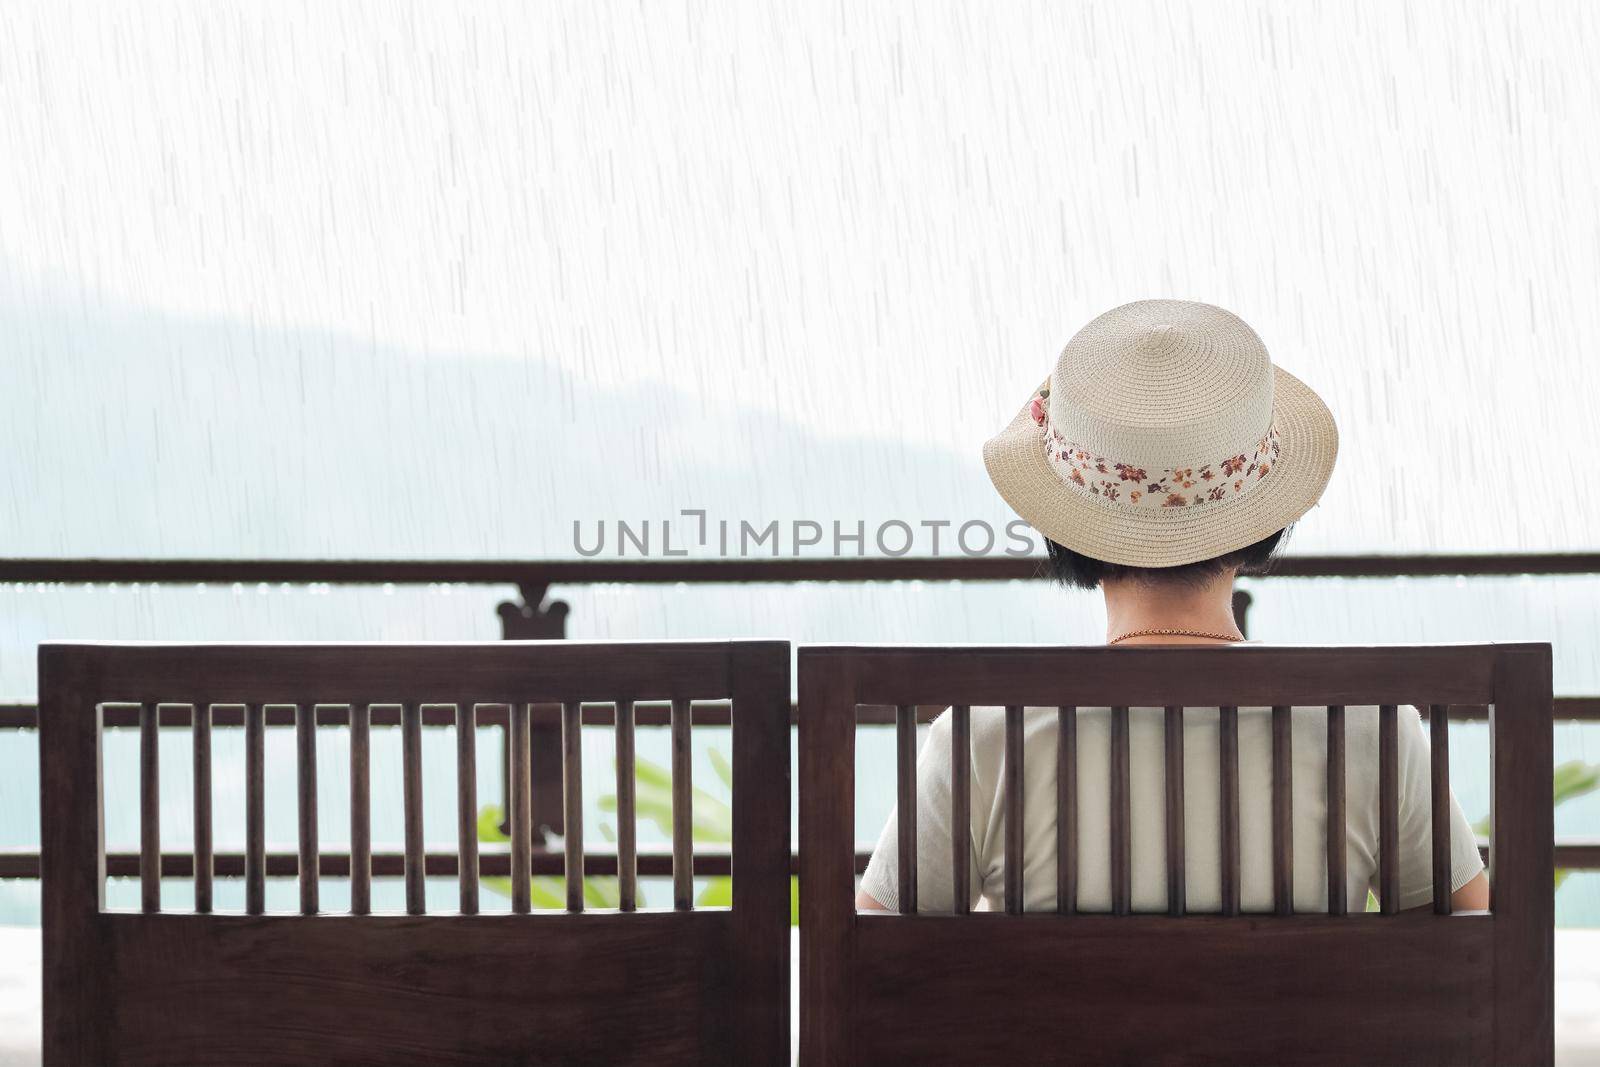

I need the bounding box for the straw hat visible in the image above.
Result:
[983,299,1338,568]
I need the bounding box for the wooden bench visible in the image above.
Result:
[40,640,792,1066]
[799,643,1554,1066]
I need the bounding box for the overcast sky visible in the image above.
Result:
[1,1,1596,558]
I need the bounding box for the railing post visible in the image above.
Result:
[1231,589,1253,638]
[496,582,570,842]
[496,582,570,641]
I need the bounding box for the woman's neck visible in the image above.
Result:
[1101,570,1245,645]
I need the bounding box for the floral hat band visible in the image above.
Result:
[1031,384,1282,510]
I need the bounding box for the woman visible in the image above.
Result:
[858,299,1489,914]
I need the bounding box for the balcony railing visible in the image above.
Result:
[2,553,1598,882]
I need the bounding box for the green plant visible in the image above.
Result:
[479,744,800,923]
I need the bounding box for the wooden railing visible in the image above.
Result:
[2,554,1598,880]
[5,551,1600,647]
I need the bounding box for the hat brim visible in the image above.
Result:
[983,366,1338,568]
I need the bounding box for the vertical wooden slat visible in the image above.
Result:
[510,703,532,914]
[1164,705,1185,916]
[1271,704,1293,915]
[895,703,918,914]
[1056,706,1077,916]
[1326,705,1347,915]
[951,705,971,915]
[192,703,212,914]
[616,700,638,912]
[1219,705,1240,917]
[245,703,265,915]
[456,702,479,915]
[139,703,159,913]
[349,703,371,916]
[1110,706,1131,916]
[402,702,425,915]
[672,698,693,911]
[562,701,584,913]
[1430,703,1452,915]
[1379,703,1400,914]
[296,703,319,915]
[1003,704,1025,915]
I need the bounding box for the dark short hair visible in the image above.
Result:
[1042,525,1293,591]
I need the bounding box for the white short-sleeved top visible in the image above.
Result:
[860,705,1485,914]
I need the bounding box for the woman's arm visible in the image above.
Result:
[1450,870,1490,910]
[1403,869,1488,913]
[1387,706,1490,911]
[856,709,976,913]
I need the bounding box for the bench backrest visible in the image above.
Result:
[798,643,1553,1066]
[40,639,791,1066]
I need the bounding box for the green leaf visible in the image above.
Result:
[1554,760,1600,806]
[529,877,566,910]
[1474,759,1598,889]
[696,876,733,909]
[708,747,734,790]
[477,804,510,844]
[584,876,622,910]
[597,754,735,843]
[634,759,674,791]
[690,800,733,843]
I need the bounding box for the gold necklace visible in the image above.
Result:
[1107,627,1242,645]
